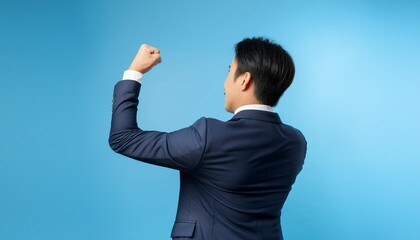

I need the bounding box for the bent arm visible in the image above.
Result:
[109,80,206,172]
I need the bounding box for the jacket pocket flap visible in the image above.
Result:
[170,220,196,238]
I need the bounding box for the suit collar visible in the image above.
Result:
[231,110,281,123]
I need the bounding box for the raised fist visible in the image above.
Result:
[128,44,162,74]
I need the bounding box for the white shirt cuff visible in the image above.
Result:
[122,70,143,84]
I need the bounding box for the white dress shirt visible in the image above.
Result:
[234,104,273,114]
[122,70,274,114]
[122,70,143,83]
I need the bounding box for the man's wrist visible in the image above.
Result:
[122,70,143,84]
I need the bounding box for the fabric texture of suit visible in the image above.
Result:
[109,80,307,239]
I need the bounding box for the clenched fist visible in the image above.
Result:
[128,44,162,74]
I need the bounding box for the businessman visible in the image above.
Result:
[109,37,307,239]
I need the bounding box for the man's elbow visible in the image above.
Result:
[108,134,121,153]
[108,128,141,154]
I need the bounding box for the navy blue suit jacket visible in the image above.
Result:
[109,80,307,239]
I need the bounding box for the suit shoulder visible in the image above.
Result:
[203,117,225,124]
[281,123,307,145]
[189,117,226,138]
[200,117,231,130]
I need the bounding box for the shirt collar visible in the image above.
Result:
[234,104,274,115]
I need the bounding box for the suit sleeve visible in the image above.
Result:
[108,80,207,172]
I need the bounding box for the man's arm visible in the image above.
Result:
[108,44,207,172]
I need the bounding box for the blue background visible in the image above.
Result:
[1,0,420,239]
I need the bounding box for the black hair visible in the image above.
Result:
[234,37,295,107]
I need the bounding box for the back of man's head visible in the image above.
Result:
[234,37,295,107]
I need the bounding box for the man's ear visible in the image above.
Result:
[240,72,253,91]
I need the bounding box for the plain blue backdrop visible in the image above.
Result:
[1,0,420,239]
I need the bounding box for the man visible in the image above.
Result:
[109,37,307,239]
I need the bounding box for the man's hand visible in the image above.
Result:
[128,44,162,74]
